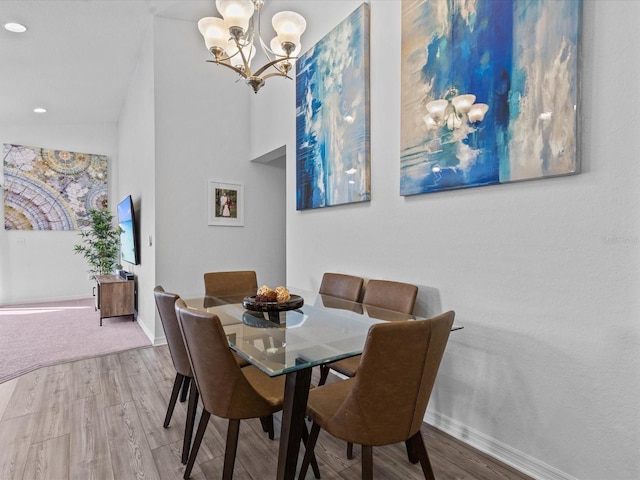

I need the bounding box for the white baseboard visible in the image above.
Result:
[133,314,166,346]
[134,316,159,345]
[425,411,579,480]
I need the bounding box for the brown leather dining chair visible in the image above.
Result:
[318,272,364,302]
[317,273,364,386]
[298,311,455,480]
[153,286,198,465]
[319,279,419,458]
[174,299,319,480]
[154,286,256,464]
[318,279,418,388]
[201,270,284,438]
[203,270,258,305]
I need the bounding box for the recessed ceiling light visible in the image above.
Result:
[4,22,27,33]
[33,107,47,113]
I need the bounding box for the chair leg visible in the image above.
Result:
[406,431,435,480]
[362,445,373,480]
[298,422,321,480]
[347,441,354,459]
[259,414,275,440]
[184,409,210,479]
[405,437,419,464]
[300,423,321,479]
[223,419,241,480]
[182,383,199,464]
[318,365,330,386]
[180,376,191,402]
[164,373,184,428]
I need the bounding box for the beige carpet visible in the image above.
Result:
[0,297,151,383]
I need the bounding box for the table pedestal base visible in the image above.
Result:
[277,367,312,480]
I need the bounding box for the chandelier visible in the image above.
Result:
[424,87,489,130]
[197,0,307,93]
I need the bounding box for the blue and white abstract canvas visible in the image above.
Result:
[296,3,370,210]
[400,0,580,195]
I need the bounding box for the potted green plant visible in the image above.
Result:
[74,208,123,279]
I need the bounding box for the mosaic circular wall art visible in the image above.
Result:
[3,144,109,230]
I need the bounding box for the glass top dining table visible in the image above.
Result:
[183,287,461,480]
[184,288,424,378]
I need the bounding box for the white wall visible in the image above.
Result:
[145,16,286,339]
[118,21,157,341]
[1,11,287,346]
[251,1,640,479]
[0,122,118,304]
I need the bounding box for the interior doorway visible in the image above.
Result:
[251,145,287,285]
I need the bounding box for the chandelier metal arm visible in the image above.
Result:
[229,34,255,77]
[252,57,293,77]
[206,56,285,82]
[260,70,292,81]
[205,59,248,77]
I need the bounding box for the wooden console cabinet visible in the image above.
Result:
[95,275,135,326]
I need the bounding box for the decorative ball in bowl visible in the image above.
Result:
[243,285,304,313]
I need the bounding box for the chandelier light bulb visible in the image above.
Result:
[272,11,306,45]
[426,99,448,121]
[198,17,228,52]
[451,94,476,114]
[423,114,438,129]
[216,0,254,33]
[468,103,489,122]
[446,113,462,130]
[270,36,301,59]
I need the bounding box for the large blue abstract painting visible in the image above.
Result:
[296,3,370,210]
[400,0,580,195]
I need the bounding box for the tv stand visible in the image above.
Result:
[95,275,136,326]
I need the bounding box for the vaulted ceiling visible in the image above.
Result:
[0,0,212,125]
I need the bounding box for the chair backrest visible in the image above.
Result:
[319,273,364,302]
[153,286,192,377]
[325,311,455,446]
[174,298,275,419]
[203,271,258,298]
[361,279,418,315]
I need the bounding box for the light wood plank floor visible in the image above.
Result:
[0,345,533,480]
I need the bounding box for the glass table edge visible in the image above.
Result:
[183,290,464,377]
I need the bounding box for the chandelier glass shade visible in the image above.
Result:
[197,0,306,93]
[424,87,489,130]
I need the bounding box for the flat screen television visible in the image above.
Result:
[116,195,140,265]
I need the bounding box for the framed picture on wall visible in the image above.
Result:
[208,181,244,226]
